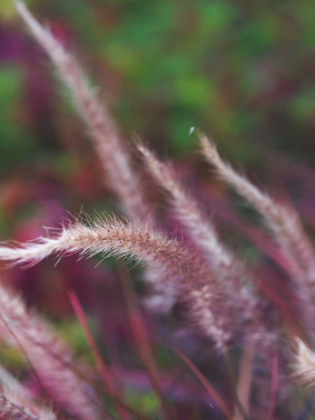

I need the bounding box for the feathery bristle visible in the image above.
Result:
[0,366,32,400]
[0,383,56,420]
[292,338,315,387]
[0,365,56,420]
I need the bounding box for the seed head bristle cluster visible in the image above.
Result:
[292,338,315,387]
[0,366,56,420]
[0,216,247,347]
[0,2,314,418]
[0,384,56,420]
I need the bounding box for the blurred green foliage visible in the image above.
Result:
[1,0,315,171]
[0,66,34,171]
[125,388,160,416]
[59,317,96,364]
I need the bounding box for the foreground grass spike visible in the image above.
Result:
[0,216,251,348]
[15,0,150,221]
[0,286,99,420]
[0,384,56,420]
[0,366,56,420]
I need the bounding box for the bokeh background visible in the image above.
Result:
[1,0,315,418]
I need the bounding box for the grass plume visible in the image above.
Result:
[0,216,248,347]
[0,384,56,420]
[15,0,150,222]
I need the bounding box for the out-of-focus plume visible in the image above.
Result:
[0,366,32,401]
[200,134,315,340]
[0,384,56,420]
[0,285,99,419]
[292,338,315,387]
[200,134,315,287]
[15,0,150,221]
[0,365,56,420]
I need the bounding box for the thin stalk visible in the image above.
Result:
[68,291,131,420]
[118,265,174,420]
[172,346,232,419]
